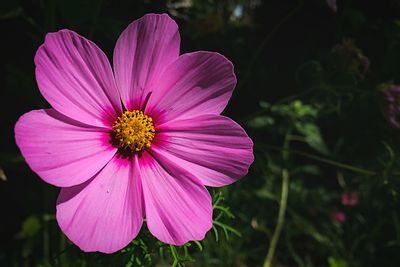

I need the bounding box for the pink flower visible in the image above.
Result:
[341,192,358,206]
[333,211,346,223]
[14,14,254,253]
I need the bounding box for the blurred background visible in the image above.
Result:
[1,0,400,266]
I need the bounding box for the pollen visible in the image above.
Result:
[112,110,155,153]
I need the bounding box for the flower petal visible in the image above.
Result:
[56,157,143,253]
[145,51,236,125]
[113,13,180,110]
[137,151,212,245]
[155,115,254,187]
[15,109,116,187]
[35,29,121,127]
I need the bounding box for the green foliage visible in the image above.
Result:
[16,216,41,239]
[7,192,239,267]
[328,257,349,267]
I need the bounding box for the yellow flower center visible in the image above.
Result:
[112,110,155,152]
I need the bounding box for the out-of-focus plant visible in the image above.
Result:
[11,190,239,267]
[239,19,400,265]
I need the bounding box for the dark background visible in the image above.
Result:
[1,0,400,266]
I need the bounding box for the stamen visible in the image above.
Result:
[111,110,155,153]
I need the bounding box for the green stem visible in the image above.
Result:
[58,234,67,267]
[264,169,289,267]
[263,130,291,267]
[257,144,376,176]
[170,245,180,267]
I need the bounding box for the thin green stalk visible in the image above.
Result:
[170,245,183,267]
[264,169,289,267]
[263,130,291,267]
[257,144,376,176]
[58,234,67,267]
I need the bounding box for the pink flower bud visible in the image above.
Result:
[341,192,358,206]
[333,211,346,223]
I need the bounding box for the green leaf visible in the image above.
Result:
[290,211,331,245]
[291,101,318,118]
[259,100,271,109]
[292,165,321,176]
[42,214,55,222]
[212,225,219,242]
[248,116,275,128]
[192,240,203,251]
[16,216,41,239]
[328,257,349,267]
[295,122,330,155]
[255,188,277,200]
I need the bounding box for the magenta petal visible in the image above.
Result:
[15,109,116,187]
[56,157,143,253]
[145,51,236,124]
[138,151,212,245]
[113,13,180,110]
[155,115,254,187]
[35,29,121,127]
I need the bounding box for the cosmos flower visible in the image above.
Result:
[15,13,254,253]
